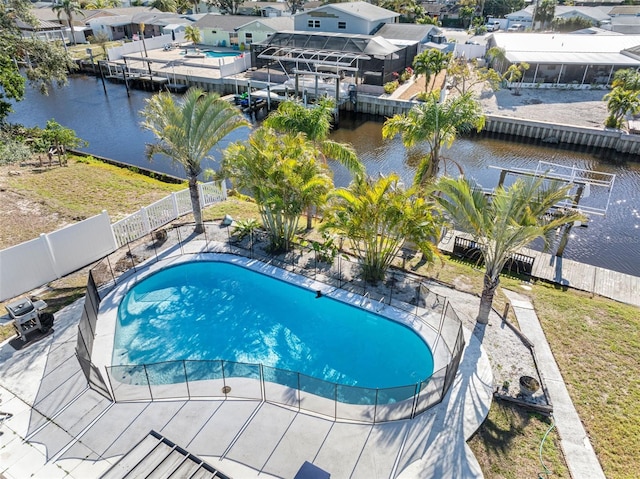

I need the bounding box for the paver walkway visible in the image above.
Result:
[503,289,607,479]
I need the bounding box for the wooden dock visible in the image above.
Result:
[438,230,640,308]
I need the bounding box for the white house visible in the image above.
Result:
[293,1,399,35]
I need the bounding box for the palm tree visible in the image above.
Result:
[434,175,585,324]
[184,25,201,48]
[533,0,555,30]
[503,62,530,95]
[382,92,485,186]
[611,68,640,91]
[321,174,441,283]
[603,87,640,129]
[141,88,250,233]
[412,49,451,92]
[264,97,364,228]
[221,127,333,252]
[52,0,84,46]
[85,0,121,9]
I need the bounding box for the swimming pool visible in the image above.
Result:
[113,261,434,390]
[203,50,241,58]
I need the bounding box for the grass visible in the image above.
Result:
[468,400,569,479]
[1,167,638,478]
[1,156,185,249]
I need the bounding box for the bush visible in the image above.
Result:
[384,80,399,94]
[0,140,32,165]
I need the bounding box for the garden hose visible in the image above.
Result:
[538,414,556,479]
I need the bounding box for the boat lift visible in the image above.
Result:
[488,161,616,256]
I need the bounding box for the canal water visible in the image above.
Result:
[9,75,640,276]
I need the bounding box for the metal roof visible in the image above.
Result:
[493,32,640,65]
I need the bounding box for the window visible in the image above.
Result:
[338,21,346,29]
[230,32,239,46]
[211,30,217,34]
[245,33,253,44]
[308,19,321,28]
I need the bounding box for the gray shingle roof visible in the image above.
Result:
[375,23,440,42]
[194,14,255,30]
[304,1,399,22]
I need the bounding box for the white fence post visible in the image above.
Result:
[171,192,180,218]
[140,207,152,236]
[40,233,61,279]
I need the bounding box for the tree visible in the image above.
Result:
[603,87,640,129]
[413,49,451,92]
[434,175,585,324]
[611,68,640,91]
[0,0,75,122]
[41,119,87,166]
[205,0,242,14]
[459,5,475,29]
[264,97,364,227]
[184,25,201,46]
[484,0,525,18]
[221,127,333,252]
[503,62,530,95]
[382,92,485,185]
[321,174,441,283]
[141,88,250,233]
[148,0,178,12]
[486,46,507,73]
[447,57,502,95]
[52,0,84,45]
[284,0,305,14]
[534,0,556,29]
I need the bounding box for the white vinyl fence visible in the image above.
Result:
[0,181,226,301]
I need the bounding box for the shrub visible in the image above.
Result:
[384,80,399,94]
[0,140,32,165]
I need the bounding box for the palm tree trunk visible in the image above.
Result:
[477,273,499,324]
[306,206,313,230]
[188,176,204,233]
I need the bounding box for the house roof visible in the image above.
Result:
[194,14,256,29]
[239,2,288,11]
[374,23,440,42]
[554,6,611,21]
[492,32,640,65]
[608,5,640,15]
[253,16,294,30]
[299,1,399,22]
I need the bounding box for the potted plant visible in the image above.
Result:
[519,375,540,397]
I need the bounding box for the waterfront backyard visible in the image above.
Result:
[1,158,638,478]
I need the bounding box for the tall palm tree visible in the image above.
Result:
[52,0,84,46]
[503,62,530,95]
[264,97,364,228]
[148,0,177,12]
[221,127,333,252]
[434,175,585,324]
[141,88,250,233]
[322,174,441,283]
[382,92,485,186]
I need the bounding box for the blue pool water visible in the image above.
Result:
[114,261,434,389]
[203,50,241,58]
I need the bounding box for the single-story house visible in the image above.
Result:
[294,1,399,36]
[487,32,640,87]
[194,14,293,49]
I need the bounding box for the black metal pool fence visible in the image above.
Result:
[77,222,465,423]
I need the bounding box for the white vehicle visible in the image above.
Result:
[485,21,501,32]
[508,23,525,32]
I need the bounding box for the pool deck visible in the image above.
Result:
[0,247,494,479]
